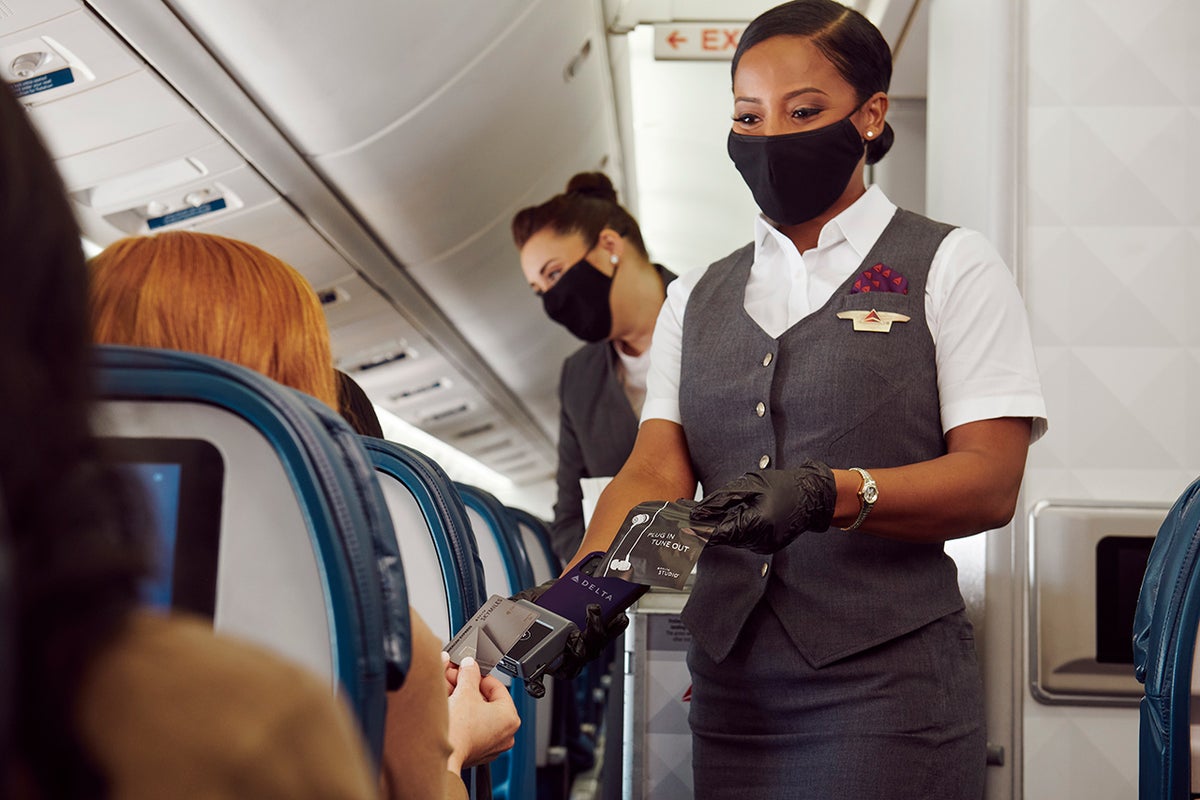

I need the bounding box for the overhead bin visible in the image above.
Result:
[29,70,195,160]
[165,0,534,156]
[53,117,219,196]
[314,0,614,267]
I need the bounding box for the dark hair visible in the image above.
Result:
[511,171,648,256]
[0,83,150,796]
[732,0,895,165]
[336,370,385,438]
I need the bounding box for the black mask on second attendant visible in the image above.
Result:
[541,257,613,343]
[727,116,866,226]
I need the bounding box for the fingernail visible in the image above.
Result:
[461,656,476,668]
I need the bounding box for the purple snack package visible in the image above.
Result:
[535,551,646,629]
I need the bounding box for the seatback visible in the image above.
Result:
[1133,476,1200,799]
[506,506,569,782]
[362,439,487,642]
[456,483,537,800]
[364,440,492,799]
[509,507,562,583]
[92,345,409,765]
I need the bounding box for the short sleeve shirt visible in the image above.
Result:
[641,185,1047,441]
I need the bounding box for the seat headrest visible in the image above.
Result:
[1132,477,1200,687]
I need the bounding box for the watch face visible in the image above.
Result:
[862,484,879,504]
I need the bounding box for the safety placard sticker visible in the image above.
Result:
[147,198,228,230]
[11,67,75,98]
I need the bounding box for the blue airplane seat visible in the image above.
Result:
[509,507,562,582]
[1133,476,1200,800]
[456,483,537,800]
[363,439,493,800]
[294,394,412,692]
[507,506,578,800]
[91,344,409,766]
[361,438,487,642]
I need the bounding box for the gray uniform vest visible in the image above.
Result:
[679,209,965,667]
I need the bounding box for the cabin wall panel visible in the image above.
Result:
[934,0,1200,798]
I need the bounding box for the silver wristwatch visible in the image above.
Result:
[841,467,877,531]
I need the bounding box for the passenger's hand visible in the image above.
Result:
[445,656,521,771]
[441,650,460,696]
[689,463,837,554]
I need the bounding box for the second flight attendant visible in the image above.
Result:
[512,172,674,563]
[565,1,1048,798]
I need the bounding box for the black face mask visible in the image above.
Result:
[727,116,866,226]
[541,256,613,343]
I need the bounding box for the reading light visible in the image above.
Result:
[10,52,49,80]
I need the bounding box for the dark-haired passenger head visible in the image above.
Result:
[0,81,150,796]
[336,370,385,439]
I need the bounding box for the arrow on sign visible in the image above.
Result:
[666,30,687,49]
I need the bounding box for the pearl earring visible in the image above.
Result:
[610,254,618,265]
[866,130,874,139]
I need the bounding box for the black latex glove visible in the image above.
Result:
[689,462,837,554]
[509,553,629,682]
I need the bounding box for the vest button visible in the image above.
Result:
[761,562,769,578]
[762,352,773,367]
[755,402,766,417]
[758,455,770,469]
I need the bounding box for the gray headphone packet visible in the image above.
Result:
[599,499,712,590]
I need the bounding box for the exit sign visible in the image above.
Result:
[653,23,746,61]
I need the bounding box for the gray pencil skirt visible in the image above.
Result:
[687,603,986,800]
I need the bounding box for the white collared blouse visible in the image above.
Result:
[641,185,1048,440]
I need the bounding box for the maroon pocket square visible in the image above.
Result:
[850,263,908,295]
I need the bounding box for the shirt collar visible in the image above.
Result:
[753,184,897,260]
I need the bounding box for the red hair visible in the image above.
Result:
[90,230,338,409]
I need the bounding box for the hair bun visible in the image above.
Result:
[865,121,894,166]
[565,171,618,205]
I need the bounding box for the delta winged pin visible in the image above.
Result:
[836,308,910,333]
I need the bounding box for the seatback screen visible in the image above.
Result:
[101,438,224,618]
[125,462,183,609]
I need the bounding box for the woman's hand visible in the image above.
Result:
[442,654,521,771]
[690,462,837,553]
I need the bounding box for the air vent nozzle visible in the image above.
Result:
[454,422,496,439]
[317,286,349,307]
[355,350,407,372]
[422,402,471,423]
[390,378,449,402]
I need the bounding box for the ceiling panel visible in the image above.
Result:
[314,0,609,267]
[166,0,535,156]
[0,0,80,37]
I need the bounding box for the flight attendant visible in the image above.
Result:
[565,1,1047,797]
[512,173,675,563]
